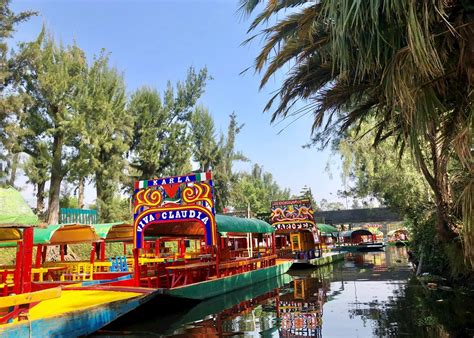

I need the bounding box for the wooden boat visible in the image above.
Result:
[0,286,155,337]
[0,222,136,289]
[131,172,293,300]
[0,188,153,337]
[387,228,410,246]
[332,229,385,252]
[270,199,330,265]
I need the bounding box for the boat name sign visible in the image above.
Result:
[274,222,314,230]
[134,206,213,248]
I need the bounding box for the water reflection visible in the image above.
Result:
[99,247,474,337]
[279,276,327,337]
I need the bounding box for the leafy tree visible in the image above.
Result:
[231,163,290,214]
[190,105,219,172]
[10,30,87,224]
[336,122,433,220]
[319,198,345,211]
[129,67,209,181]
[0,0,36,184]
[213,112,247,212]
[298,185,317,209]
[334,121,473,277]
[242,1,473,265]
[73,53,131,222]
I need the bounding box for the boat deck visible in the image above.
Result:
[24,289,143,320]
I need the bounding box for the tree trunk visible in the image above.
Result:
[47,133,64,224]
[8,153,19,187]
[96,170,107,222]
[36,181,45,213]
[419,128,458,242]
[78,176,85,209]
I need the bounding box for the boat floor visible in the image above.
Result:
[12,287,149,322]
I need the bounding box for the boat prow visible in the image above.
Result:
[0,286,156,337]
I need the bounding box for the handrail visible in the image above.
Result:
[0,287,61,307]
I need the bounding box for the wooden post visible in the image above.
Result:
[90,243,96,264]
[21,227,34,293]
[123,242,127,255]
[272,233,276,255]
[13,240,23,294]
[60,245,65,261]
[133,248,140,287]
[35,244,42,268]
[41,245,47,264]
[100,240,106,261]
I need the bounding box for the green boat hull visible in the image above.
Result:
[164,260,293,300]
[307,252,346,266]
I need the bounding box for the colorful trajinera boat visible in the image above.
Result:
[0,188,154,337]
[387,228,410,246]
[131,172,292,299]
[332,229,385,252]
[270,199,323,264]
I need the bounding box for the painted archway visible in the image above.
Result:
[133,204,217,248]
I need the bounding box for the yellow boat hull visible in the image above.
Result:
[0,287,155,337]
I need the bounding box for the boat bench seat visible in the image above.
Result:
[61,273,92,281]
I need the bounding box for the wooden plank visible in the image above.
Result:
[165,261,215,270]
[0,287,61,307]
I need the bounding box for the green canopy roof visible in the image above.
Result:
[0,187,38,228]
[216,214,274,234]
[32,223,98,245]
[92,222,133,241]
[317,223,338,233]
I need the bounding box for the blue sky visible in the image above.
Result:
[11,0,345,206]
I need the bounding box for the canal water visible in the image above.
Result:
[98,247,474,337]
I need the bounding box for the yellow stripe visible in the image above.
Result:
[0,287,61,308]
[25,290,142,320]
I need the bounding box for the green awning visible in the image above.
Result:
[93,222,133,241]
[216,214,274,234]
[32,223,99,245]
[317,223,338,233]
[0,187,38,228]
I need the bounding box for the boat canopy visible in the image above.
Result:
[0,228,23,243]
[142,214,274,238]
[340,229,373,237]
[387,228,408,236]
[93,222,133,241]
[33,223,99,245]
[317,223,338,233]
[0,187,38,228]
[215,214,274,234]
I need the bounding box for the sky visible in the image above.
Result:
[10,0,346,207]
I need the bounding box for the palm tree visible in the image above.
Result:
[241,1,473,265]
